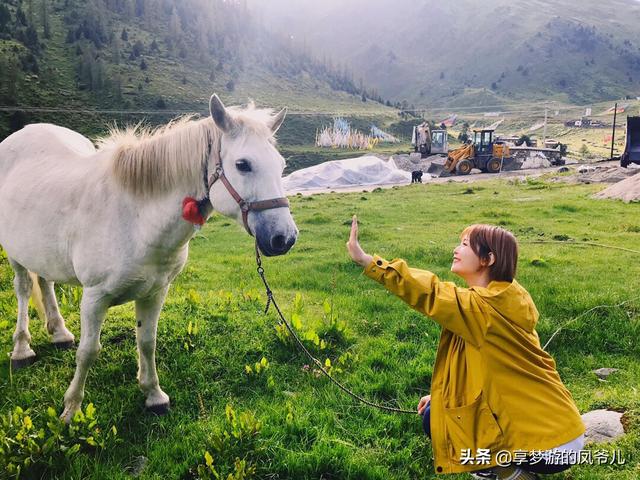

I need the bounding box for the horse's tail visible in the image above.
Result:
[29,272,46,321]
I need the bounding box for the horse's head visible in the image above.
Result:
[207,94,298,256]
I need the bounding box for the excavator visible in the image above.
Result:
[412,122,448,157]
[427,128,522,176]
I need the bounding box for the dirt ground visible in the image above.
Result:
[289,160,639,196]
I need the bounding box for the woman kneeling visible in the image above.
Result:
[347,218,584,479]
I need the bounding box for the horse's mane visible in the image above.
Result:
[97,103,276,198]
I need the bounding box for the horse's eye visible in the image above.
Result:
[235,159,252,172]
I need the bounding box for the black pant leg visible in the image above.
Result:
[421,402,431,438]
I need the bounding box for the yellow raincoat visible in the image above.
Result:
[364,255,585,475]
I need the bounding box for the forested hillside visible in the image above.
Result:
[0,0,391,139]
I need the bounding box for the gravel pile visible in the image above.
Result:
[593,165,640,202]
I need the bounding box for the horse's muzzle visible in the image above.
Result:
[257,232,296,256]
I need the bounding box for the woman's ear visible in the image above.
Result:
[482,252,496,267]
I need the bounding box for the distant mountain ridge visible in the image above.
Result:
[251,0,640,107]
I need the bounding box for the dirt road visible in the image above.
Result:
[286,160,624,196]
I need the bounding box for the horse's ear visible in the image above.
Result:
[270,107,287,134]
[209,94,236,134]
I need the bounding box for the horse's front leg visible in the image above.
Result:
[9,259,36,369]
[61,288,108,423]
[135,286,170,414]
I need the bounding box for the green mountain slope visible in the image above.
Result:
[0,0,393,140]
[252,0,640,107]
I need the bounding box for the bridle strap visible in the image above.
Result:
[206,149,289,236]
[248,198,290,211]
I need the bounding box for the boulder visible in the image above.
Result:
[580,409,625,444]
[592,367,619,380]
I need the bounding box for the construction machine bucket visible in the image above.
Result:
[499,156,524,171]
[427,158,449,177]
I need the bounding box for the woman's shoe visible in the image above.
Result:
[470,470,497,479]
[491,466,540,480]
[470,466,540,480]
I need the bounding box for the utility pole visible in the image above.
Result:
[610,102,617,161]
[543,108,548,145]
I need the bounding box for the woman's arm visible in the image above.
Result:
[347,216,491,347]
[364,256,491,346]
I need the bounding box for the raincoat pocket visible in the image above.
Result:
[443,392,504,464]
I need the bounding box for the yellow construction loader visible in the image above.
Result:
[428,128,522,176]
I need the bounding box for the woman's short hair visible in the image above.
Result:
[461,224,518,282]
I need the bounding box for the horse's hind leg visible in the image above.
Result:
[135,286,170,414]
[8,259,37,369]
[37,276,75,348]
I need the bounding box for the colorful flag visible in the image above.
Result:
[605,104,628,114]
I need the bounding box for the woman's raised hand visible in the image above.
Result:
[346,215,373,267]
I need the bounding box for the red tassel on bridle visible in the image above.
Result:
[182,197,206,226]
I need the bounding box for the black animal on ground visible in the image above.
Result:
[411,170,423,183]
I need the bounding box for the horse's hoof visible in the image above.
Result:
[11,355,37,370]
[146,402,170,416]
[53,340,75,350]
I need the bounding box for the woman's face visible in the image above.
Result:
[451,235,484,278]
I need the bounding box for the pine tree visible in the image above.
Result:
[123,0,134,18]
[23,24,40,53]
[169,6,181,40]
[78,47,95,90]
[111,35,121,64]
[26,0,35,25]
[135,0,146,17]
[0,4,11,34]
[0,56,20,105]
[15,6,28,27]
[40,0,50,39]
[132,40,144,57]
[111,73,123,102]
[121,28,128,42]
[93,57,104,91]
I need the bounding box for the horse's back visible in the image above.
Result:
[0,124,96,177]
[0,124,101,280]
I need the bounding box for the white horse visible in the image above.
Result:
[0,94,298,421]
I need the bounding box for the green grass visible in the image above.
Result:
[1,179,639,479]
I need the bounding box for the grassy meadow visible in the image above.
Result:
[1,178,639,479]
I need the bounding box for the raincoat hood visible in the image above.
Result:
[471,279,539,333]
